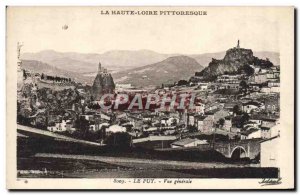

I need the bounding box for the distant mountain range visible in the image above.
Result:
[21,49,279,86]
[22,50,175,74]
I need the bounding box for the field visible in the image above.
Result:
[18,154,278,178]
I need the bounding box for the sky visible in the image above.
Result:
[7,6,283,54]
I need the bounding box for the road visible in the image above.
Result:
[17,124,101,146]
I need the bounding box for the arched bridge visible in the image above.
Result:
[213,139,262,159]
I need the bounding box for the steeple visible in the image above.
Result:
[237,40,240,48]
[98,62,102,74]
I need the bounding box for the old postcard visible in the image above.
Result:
[6,6,294,189]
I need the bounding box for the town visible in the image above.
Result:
[17,41,280,170]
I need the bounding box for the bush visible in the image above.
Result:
[105,132,131,147]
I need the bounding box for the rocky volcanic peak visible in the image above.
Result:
[223,48,254,65]
[92,73,115,100]
[195,47,273,80]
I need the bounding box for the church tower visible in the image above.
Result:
[237,40,240,48]
[98,62,102,74]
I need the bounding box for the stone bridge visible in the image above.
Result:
[213,139,262,160]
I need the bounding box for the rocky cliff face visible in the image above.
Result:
[195,47,273,80]
[92,73,115,100]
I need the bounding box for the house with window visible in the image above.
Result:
[47,119,74,132]
[223,116,232,132]
[205,109,229,123]
[241,128,261,140]
[253,73,268,84]
[242,101,261,113]
[160,117,179,127]
[194,115,214,133]
[264,95,280,113]
[195,102,205,114]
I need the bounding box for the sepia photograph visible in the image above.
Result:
[5,6,295,190]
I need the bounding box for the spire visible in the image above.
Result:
[237,40,240,48]
[98,62,102,74]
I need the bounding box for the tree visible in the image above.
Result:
[23,70,27,79]
[187,125,198,132]
[177,80,189,86]
[241,113,250,122]
[240,113,250,127]
[243,65,254,75]
[218,118,225,127]
[74,117,90,137]
[171,119,177,126]
[240,80,248,89]
[105,132,131,146]
[233,105,240,115]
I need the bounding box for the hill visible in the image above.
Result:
[112,55,204,87]
[21,60,90,83]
